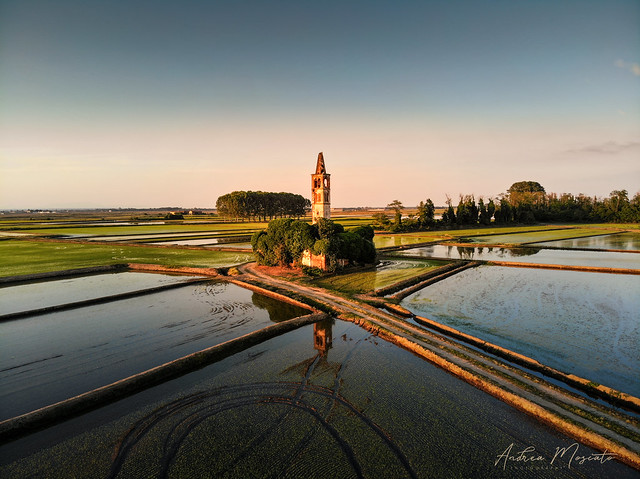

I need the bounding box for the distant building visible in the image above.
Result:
[311,152,330,223]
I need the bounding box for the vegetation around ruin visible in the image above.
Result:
[251,218,376,270]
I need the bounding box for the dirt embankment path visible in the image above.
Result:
[234,263,640,470]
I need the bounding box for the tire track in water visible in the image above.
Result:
[272,333,372,477]
[108,379,418,479]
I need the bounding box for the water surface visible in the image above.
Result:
[535,232,640,251]
[1,320,634,478]
[0,272,203,316]
[401,266,640,396]
[396,244,640,269]
[151,236,250,246]
[466,229,618,245]
[0,281,307,420]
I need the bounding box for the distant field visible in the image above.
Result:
[2,212,636,278]
[0,240,253,277]
[465,227,621,245]
[312,259,448,294]
[373,226,575,248]
[374,233,449,248]
[0,217,374,238]
[0,222,269,237]
[445,225,572,237]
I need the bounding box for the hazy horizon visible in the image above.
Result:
[1,1,639,210]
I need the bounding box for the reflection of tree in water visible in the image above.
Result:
[456,246,476,260]
[107,318,417,479]
[251,292,308,323]
[505,247,540,257]
[450,245,541,260]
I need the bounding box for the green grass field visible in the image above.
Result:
[0,240,253,277]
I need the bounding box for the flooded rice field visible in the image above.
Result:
[81,231,243,241]
[314,259,448,294]
[401,265,640,396]
[0,280,307,420]
[373,234,446,249]
[466,229,620,245]
[396,244,640,269]
[2,319,636,478]
[150,236,250,246]
[535,232,640,251]
[0,272,203,316]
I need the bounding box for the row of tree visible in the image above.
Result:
[252,218,376,270]
[216,191,310,221]
[375,182,640,231]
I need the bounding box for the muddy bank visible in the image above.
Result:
[126,262,221,276]
[0,265,128,286]
[487,261,640,275]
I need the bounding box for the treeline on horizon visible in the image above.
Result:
[376,182,640,232]
[216,191,310,221]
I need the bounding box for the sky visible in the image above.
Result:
[1,0,638,209]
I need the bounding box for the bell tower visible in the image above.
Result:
[311,152,331,223]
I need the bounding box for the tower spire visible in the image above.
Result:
[315,152,326,174]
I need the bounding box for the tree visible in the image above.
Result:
[441,196,456,225]
[508,181,546,194]
[216,191,309,221]
[417,199,435,228]
[487,198,496,222]
[478,198,491,225]
[372,212,391,229]
[386,200,404,227]
[252,218,376,268]
[456,195,478,225]
[316,217,344,238]
[494,198,513,224]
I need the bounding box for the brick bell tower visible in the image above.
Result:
[311,152,331,223]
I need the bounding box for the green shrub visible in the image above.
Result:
[251,218,377,268]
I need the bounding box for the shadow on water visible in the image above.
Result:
[250,292,309,323]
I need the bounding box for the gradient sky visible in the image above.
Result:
[1,0,639,209]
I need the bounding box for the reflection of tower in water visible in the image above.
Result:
[313,319,333,357]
